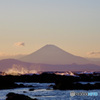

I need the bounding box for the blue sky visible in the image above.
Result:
[0,0,100,58]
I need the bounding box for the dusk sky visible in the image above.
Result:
[0,0,100,58]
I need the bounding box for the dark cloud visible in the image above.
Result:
[87,51,100,55]
[14,42,25,47]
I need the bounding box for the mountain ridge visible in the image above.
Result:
[19,44,90,65]
[0,59,100,72]
[0,45,99,72]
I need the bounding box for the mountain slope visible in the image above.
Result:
[19,44,90,64]
[0,59,32,71]
[0,59,100,72]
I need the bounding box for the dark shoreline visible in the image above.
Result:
[6,92,37,100]
[0,72,100,90]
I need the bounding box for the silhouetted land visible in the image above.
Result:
[6,92,37,100]
[0,72,100,90]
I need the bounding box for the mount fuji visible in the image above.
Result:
[0,45,100,72]
[19,44,90,65]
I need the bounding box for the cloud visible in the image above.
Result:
[87,51,100,55]
[14,42,25,47]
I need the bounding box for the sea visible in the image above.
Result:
[0,82,99,100]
